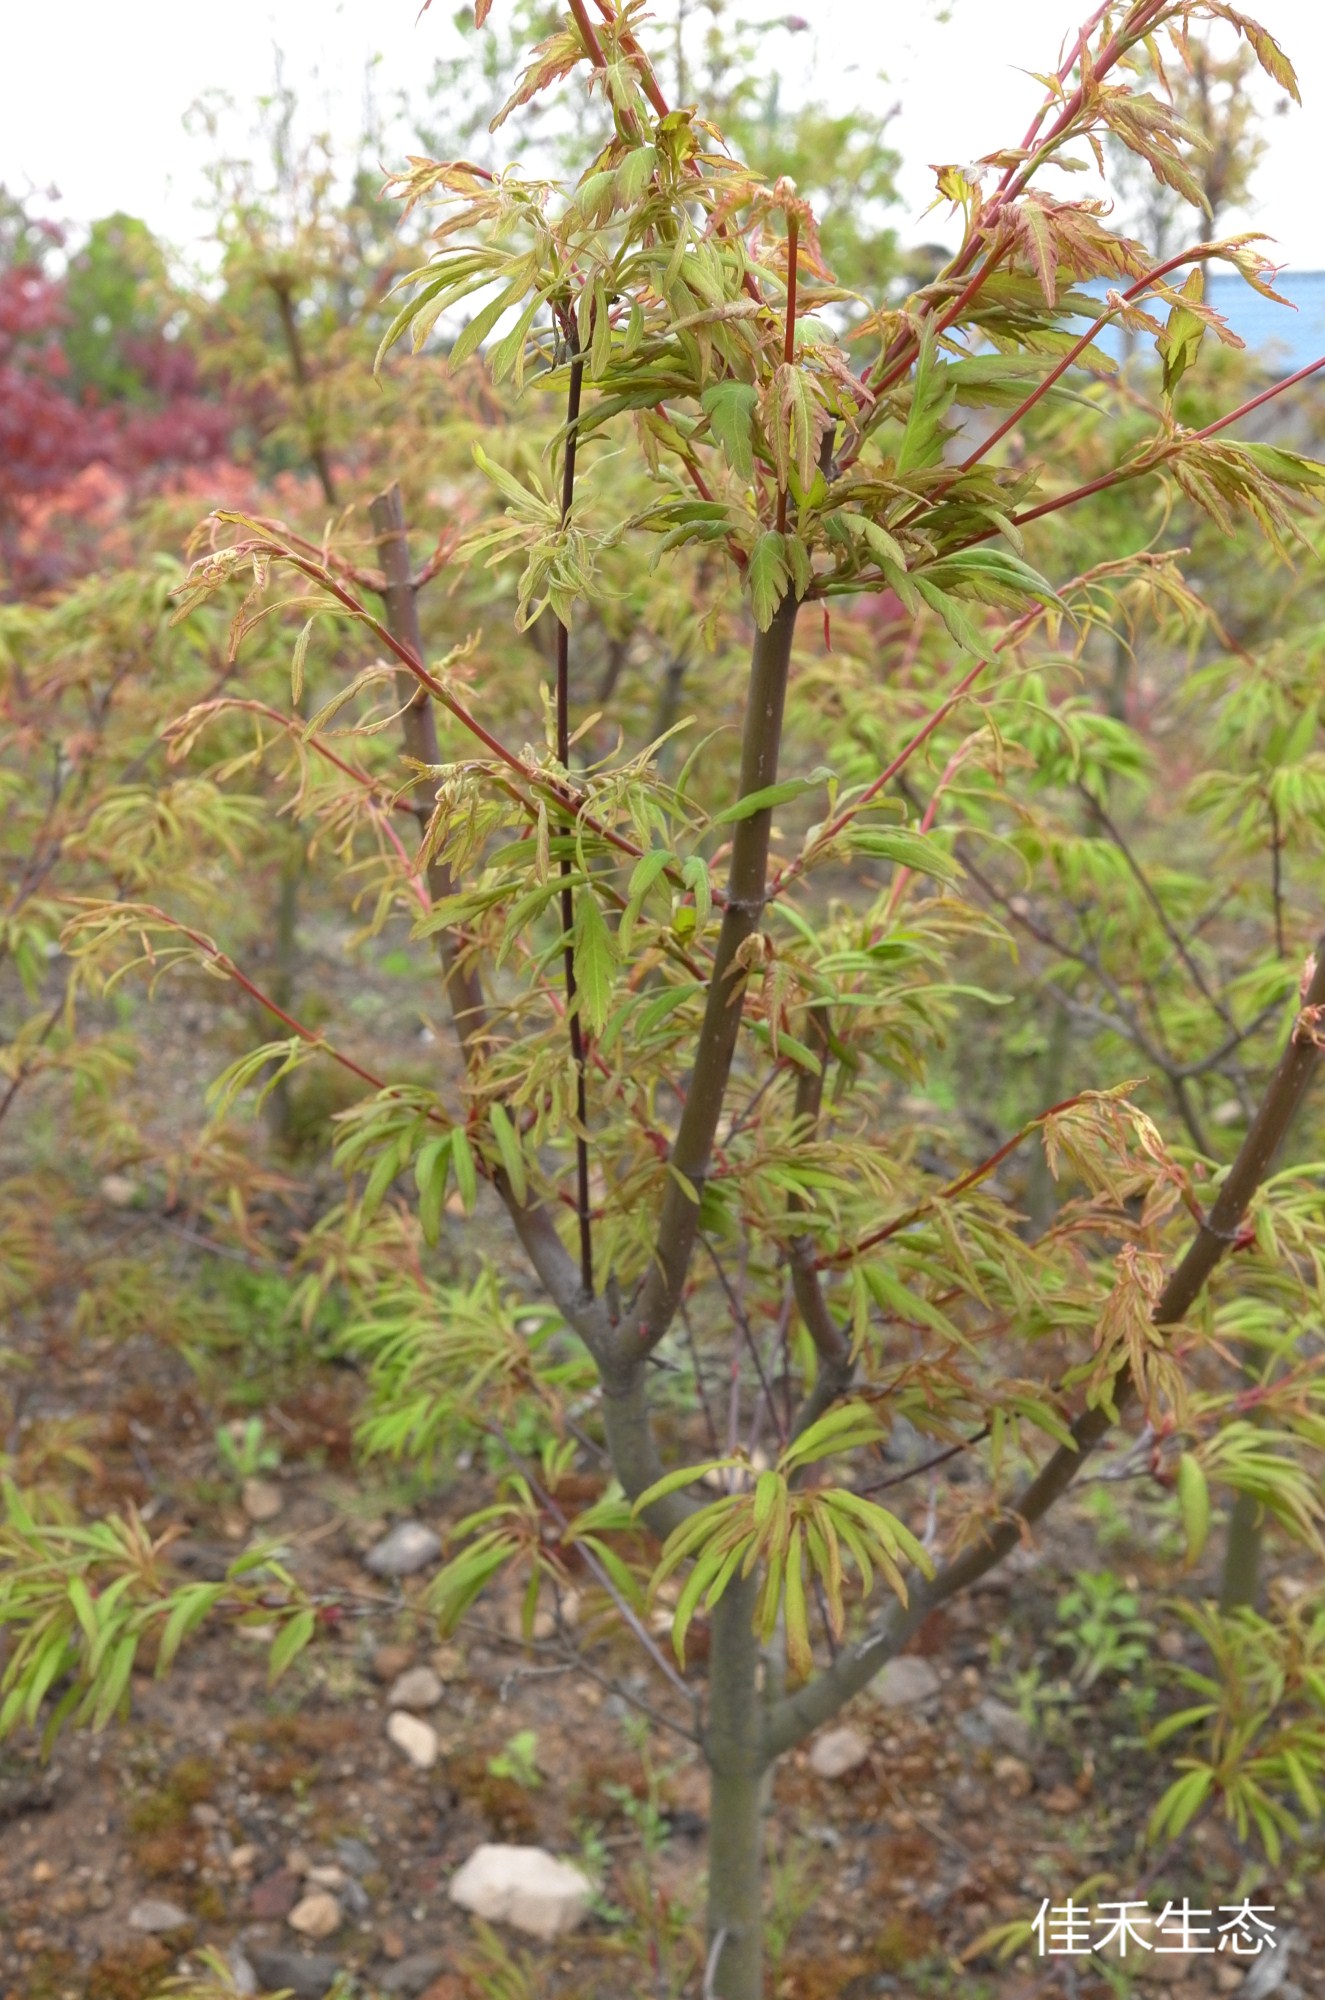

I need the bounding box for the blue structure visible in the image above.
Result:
[1203,268,1325,374]
[1079,268,1325,377]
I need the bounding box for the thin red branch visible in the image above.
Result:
[958,244,1231,475]
[820,1092,1095,1269]
[1006,352,1325,534]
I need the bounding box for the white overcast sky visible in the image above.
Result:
[4,0,1324,267]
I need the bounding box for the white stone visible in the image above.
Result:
[808,1725,870,1780]
[387,1710,439,1771]
[287,1889,342,1939]
[448,1844,594,1940]
[364,1521,441,1577]
[304,1864,347,1891]
[242,1477,283,1522]
[867,1655,941,1709]
[387,1665,443,1712]
[100,1173,140,1209]
[127,1898,190,1932]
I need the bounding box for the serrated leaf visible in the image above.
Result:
[897,320,954,474]
[1158,266,1207,401]
[915,578,996,661]
[701,381,758,481]
[573,891,617,1036]
[748,530,790,631]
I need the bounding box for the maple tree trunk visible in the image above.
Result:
[704,1575,765,2000]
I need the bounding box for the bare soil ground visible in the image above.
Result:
[4,938,1322,2000]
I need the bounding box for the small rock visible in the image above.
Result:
[190,1802,221,1828]
[431,1644,465,1681]
[285,1847,313,1877]
[387,1711,439,1771]
[388,1664,444,1712]
[340,1875,371,1917]
[304,1865,346,1891]
[1215,1970,1245,1994]
[976,1696,1040,1760]
[379,1928,406,1960]
[247,1946,340,1999]
[808,1725,871,1780]
[334,1837,376,1878]
[531,1590,582,1641]
[992,1754,1032,1798]
[380,1950,449,1995]
[288,1890,342,1940]
[224,1947,258,1997]
[100,1172,140,1208]
[127,1897,191,1933]
[228,1844,258,1875]
[364,1522,441,1578]
[249,1867,302,1919]
[242,1477,283,1523]
[371,1643,416,1684]
[1240,1933,1296,2000]
[868,1655,941,1710]
[448,1843,594,1940]
[30,1859,55,1883]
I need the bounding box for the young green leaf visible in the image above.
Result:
[573,891,617,1036]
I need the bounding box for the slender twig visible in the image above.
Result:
[1269,794,1286,962]
[678,1300,722,1456]
[0,1000,62,1131]
[269,277,338,509]
[699,1236,787,1449]
[1079,780,1236,1031]
[554,331,595,1298]
[464,1616,698,1746]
